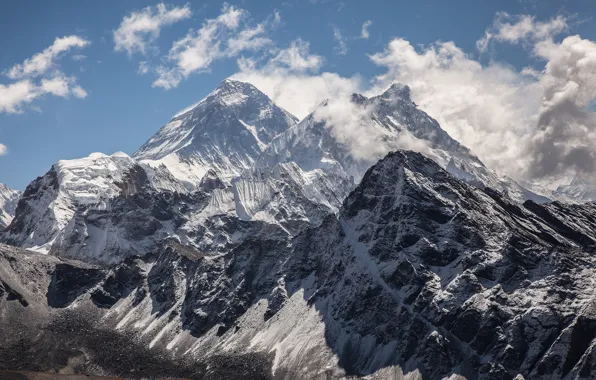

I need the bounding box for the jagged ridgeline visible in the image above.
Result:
[2,80,596,379]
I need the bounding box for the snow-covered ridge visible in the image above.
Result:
[1,151,188,258]
[0,183,21,228]
[53,152,137,207]
[5,150,596,378]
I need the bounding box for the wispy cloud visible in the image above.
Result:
[152,4,279,89]
[113,3,191,56]
[476,12,567,52]
[269,39,324,72]
[0,144,7,156]
[1,36,90,114]
[137,61,150,75]
[6,36,89,79]
[333,26,348,55]
[370,12,596,181]
[232,39,361,118]
[360,20,372,39]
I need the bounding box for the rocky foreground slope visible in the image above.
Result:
[2,151,596,379]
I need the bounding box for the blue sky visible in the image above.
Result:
[1,0,596,189]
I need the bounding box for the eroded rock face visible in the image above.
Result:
[0,183,21,229]
[281,151,596,379]
[4,151,596,379]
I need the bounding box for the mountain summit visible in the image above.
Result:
[257,83,546,204]
[134,79,298,187]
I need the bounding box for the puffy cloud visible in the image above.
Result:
[370,38,541,178]
[370,13,596,182]
[314,98,380,161]
[526,35,596,178]
[6,35,89,79]
[226,23,273,56]
[0,144,6,156]
[1,36,89,113]
[477,12,567,52]
[269,39,324,72]
[0,74,86,114]
[152,66,182,90]
[113,3,191,55]
[333,26,348,55]
[234,37,429,164]
[313,97,431,165]
[71,85,88,99]
[360,20,372,39]
[152,4,277,89]
[232,39,361,118]
[0,81,39,113]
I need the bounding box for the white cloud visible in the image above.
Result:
[232,39,361,118]
[0,81,38,113]
[40,75,72,97]
[152,66,182,90]
[0,144,7,156]
[360,20,372,39]
[7,35,89,79]
[72,85,88,99]
[0,75,86,114]
[313,96,431,165]
[333,26,348,55]
[477,12,567,52]
[152,4,278,89]
[226,23,272,56]
[138,61,150,75]
[71,54,87,61]
[526,35,596,178]
[1,36,89,113]
[370,38,542,179]
[114,3,191,56]
[369,13,596,182]
[269,39,324,72]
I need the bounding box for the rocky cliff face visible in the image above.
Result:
[0,183,21,229]
[2,152,190,263]
[3,150,596,379]
[1,151,331,265]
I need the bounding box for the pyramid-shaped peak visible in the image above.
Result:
[197,78,273,109]
[133,78,298,173]
[218,78,254,89]
[379,83,411,102]
[351,93,368,104]
[213,78,262,95]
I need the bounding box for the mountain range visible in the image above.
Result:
[1,79,596,379]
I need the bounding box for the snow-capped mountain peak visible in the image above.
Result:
[258,83,547,204]
[134,79,298,187]
[378,82,412,101]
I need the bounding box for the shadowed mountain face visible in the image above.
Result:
[3,151,596,379]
